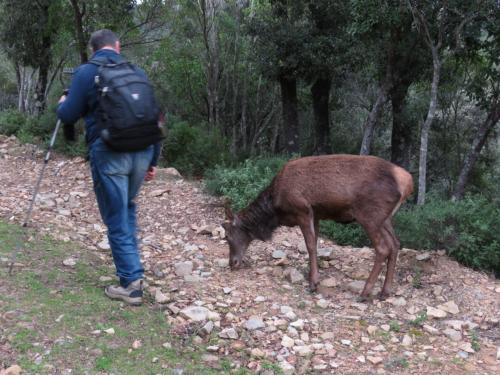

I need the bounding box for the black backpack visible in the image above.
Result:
[90,57,164,152]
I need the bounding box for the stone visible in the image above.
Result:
[215,258,229,268]
[99,276,113,282]
[426,306,447,319]
[244,317,265,331]
[251,348,265,358]
[98,240,110,250]
[279,361,295,375]
[104,328,115,335]
[347,280,365,294]
[174,261,193,277]
[155,289,170,304]
[386,297,406,307]
[367,356,383,365]
[287,268,304,284]
[443,328,462,342]
[202,321,214,335]
[316,299,329,308]
[149,189,169,197]
[437,301,459,315]
[293,345,312,356]
[459,342,475,354]
[423,324,440,335]
[367,325,378,335]
[272,250,286,259]
[444,320,465,331]
[317,248,333,259]
[0,365,22,375]
[281,335,295,348]
[341,339,352,346]
[416,252,431,261]
[219,327,238,340]
[223,287,232,294]
[402,335,413,347]
[357,356,366,363]
[62,258,76,267]
[132,340,142,349]
[290,319,305,330]
[180,306,210,322]
[320,277,339,288]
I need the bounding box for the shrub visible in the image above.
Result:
[0,109,30,136]
[163,121,230,177]
[204,156,288,210]
[205,158,499,275]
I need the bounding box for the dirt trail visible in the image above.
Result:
[0,135,499,374]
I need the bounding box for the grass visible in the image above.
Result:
[0,220,233,374]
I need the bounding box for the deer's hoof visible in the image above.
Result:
[357,293,374,303]
[377,291,391,301]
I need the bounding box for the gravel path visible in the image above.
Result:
[1,135,499,374]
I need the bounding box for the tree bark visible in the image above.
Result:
[452,100,500,201]
[311,77,332,154]
[279,74,300,154]
[69,0,88,64]
[390,81,412,170]
[359,85,389,155]
[417,46,440,205]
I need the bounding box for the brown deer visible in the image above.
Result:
[223,155,413,300]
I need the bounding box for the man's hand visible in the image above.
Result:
[58,95,67,104]
[145,166,156,181]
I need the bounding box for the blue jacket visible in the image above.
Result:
[57,49,161,166]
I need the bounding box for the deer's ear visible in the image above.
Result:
[224,198,234,221]
[225,205,234,222]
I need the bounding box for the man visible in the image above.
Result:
[57,29,161,305]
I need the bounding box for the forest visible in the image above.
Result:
[0,0,498,274]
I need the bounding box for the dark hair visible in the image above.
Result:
[89,29,119,52]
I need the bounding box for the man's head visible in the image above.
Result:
[89,29,120,53]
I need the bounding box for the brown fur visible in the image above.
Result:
[225,154,414,300]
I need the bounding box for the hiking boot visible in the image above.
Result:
[104,279,143,305]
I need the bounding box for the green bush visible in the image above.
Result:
[163,121,230,177]
[204,156,288,210]
[0,109,30,136]
[322,196,500,275]
[204,158,499,275]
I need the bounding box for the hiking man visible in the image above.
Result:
[57,29,162,305]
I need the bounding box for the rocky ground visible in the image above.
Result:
[0,134,499,375]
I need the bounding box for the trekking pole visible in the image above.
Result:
[8,118,63,275]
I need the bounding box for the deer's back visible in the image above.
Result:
[272,155,413,218]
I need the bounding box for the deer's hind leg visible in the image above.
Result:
[379,219,400,299]
[357,220,391,301]
[297,208,320,292]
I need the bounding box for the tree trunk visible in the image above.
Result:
[69,0,88,63]
[390,81,412,170]
[279,74,300,154]
[311,77,332,154]
[34,53,50,115]
[452,100,500,201]
[417,46,440,205]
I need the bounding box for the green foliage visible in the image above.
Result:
[204,156,288,210]
[204,156,499,274]
[470,330,481,352]
[389,320,401,332]
[409,311,428,327]
[319,221,369,247]
[163,121,230,177]
[0,109,29,136]
[321,195,499,275]
[396,196,500,275]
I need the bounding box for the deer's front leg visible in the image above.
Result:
[299,216,319,292]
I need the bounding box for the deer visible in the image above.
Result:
[222,154,414,301]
